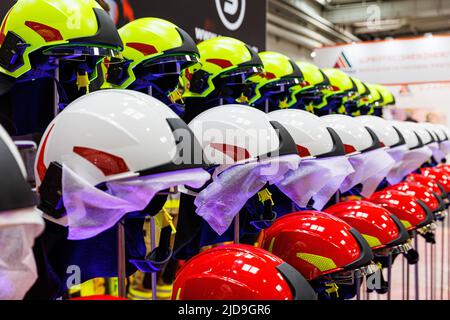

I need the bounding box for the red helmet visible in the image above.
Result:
[406,173,445,198]
[172,244,317,300]
[385,181,444,214]
[260,211,374,282]
[421,167,450,195]
[324,201,410,253]
[369,190,434,230]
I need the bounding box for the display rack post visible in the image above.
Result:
[414,232,419,300]
[387,253,392,300]
[441,220,445,300]
[425,242,428,299]
[150,216,158,300]
[234,214,240,244]
[117,221,127,298]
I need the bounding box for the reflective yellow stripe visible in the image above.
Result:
[362,234,382,248]
[268,237,276,253]
[400,220,412,229]
[175,288,182,300]
[297,253,337,272]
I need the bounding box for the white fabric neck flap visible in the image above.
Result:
[0,207,44,300]
[62,166,210,240]
[386,146,433,185]
[194,154,300,235]
[276,156,354,210]
[359,150,395,197]
[386,145,409,162]
[440,141,450,156]
[340,149,394,193]
[428,142,445,163]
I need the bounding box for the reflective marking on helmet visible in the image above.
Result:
[296,253,337,272]
[25,21,63,42]
[0,9,12,45]
[209,143,251,161]
[73,146,130,176]
[175,288,181,300]
[296,144,311,157]
[37,124,55,182]
[362,234,382,248]
[400,220,412,229]
[343,144,357,154]
[126,42,158,56]
[263,72,276,80]
[268,237,276,253]
[206,58,233,69]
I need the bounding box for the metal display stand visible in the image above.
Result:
[117,221,127,298]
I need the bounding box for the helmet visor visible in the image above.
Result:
[220,66,264,85]
[141,54,200,78]
[43,45,123,61]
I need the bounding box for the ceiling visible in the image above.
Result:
[320,0,450,40]
[268,0,450,51]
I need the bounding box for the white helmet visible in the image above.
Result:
[356,115,405,148]
[188,104,298,165]
[405,121,434,145]
[321,114,382,155]
[421,123,445,142]
[0,124,44,300]
[35,90,210,237]
[436,124,450,141]
[268,109,345,158]
[389,121,421,150]
[35,89,205,188]
[0,124,37,212]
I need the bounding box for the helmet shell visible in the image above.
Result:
[369,190,431,230]
[389,121,421,150]
[249,51,303,106]
[35,89,194,187]
[110,18,199,89]
[261,211,372,281]
[324,200,402,250]
[182,37,262,99]
[189,104,294,164]
[356,116,404,148]
[405,122,434,145]
[172,244,296,300]
[0,124,36,212]
[321,114,377,154]
[421,167,450,194]
[385,182,440,212]
[406,173,444,197]
[269,109,344,157]
[0,0,123,78]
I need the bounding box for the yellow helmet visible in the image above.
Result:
[106,17,199,105]
[181,36,263,103]
[288,61,330,111]
[317,68,357,116]
[362,84,384,116]
[248,51,303,111]
[0,0,123,81]
[375,84,395,107]
[344,77,370,116]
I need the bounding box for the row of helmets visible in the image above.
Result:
[0,0,449,300]
[0,0,393,123]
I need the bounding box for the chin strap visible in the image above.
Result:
[325,283,340,298]
[129,208,176,274]
[248,188,277,231]
[235,93,250,104]
[76,71,90,94]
